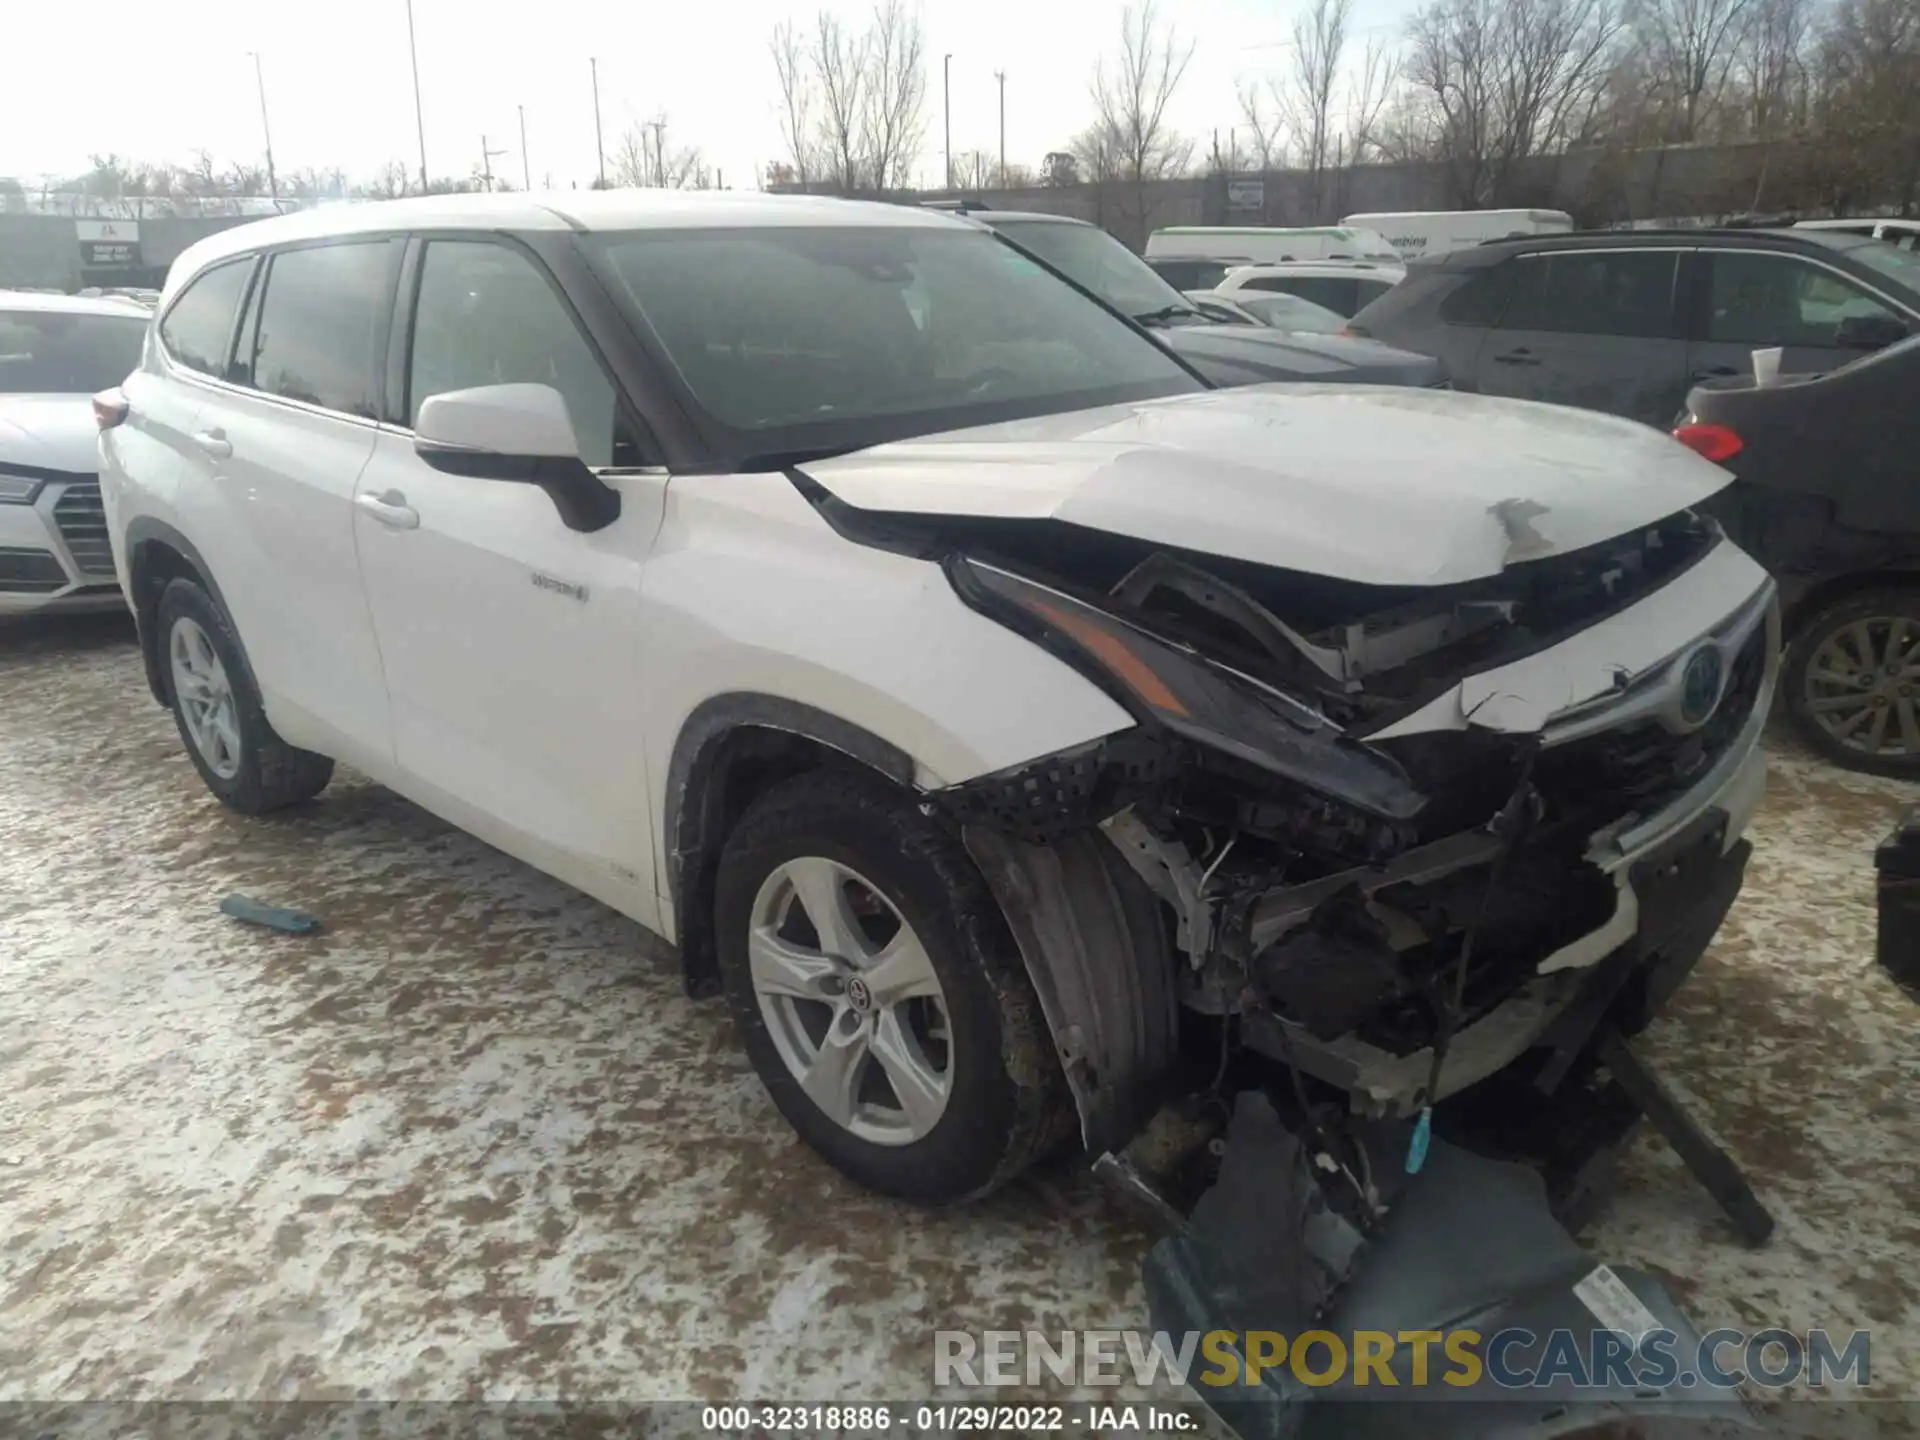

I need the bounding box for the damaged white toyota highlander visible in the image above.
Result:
[102,193,1774,1424]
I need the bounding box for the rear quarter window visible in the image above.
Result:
[1437,263,1515,325]
[159,258,254,377]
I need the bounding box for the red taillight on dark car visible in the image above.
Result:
[92,388,128,429]
[1672,422,1743,463]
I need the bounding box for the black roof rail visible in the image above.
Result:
[921,198,991,213]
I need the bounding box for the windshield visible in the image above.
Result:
[0,310,146,394]
[592,226,1200,459]
[986,219,1194,321]
[1232,292,1348,334]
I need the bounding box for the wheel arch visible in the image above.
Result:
[124,518,242,708]
[1782,565,1920,642]
[664,692,1180,1156]
[664,694,919,999]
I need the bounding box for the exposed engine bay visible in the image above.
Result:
[799,469,1776,1148]
[790,409,1783,1437]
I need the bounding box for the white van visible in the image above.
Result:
[1340,210,1574,262]
[1143,225,1401,289]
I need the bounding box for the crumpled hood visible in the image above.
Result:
[798,387,1736,587]
[0,396,101,475]
[1157,324,1443,388]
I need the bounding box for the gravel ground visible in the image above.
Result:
[1,612,1915,1434]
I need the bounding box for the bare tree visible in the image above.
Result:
[359,160,411,199]
[1344,34,1399,162]
[862,0,929,190]
[1237,80,1286,168]
[813,11,870,189]
[771,19,817,185]
[1637,0,1757,140]
[1083,1,1197,183]
[1736,0,1813,135]
[954,149,997,188]
[1277,0,1357,211]
[1403,0,1628,204]
[612,116,713,189]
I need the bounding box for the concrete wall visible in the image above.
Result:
[0,214,262,290]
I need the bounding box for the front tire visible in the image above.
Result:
[1783,587,1920,779]
[713,770,1070,1203]
[157,577,334,812]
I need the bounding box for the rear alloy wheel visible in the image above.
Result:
[1785,589,1920,779]
[156,577,335,812]
[713,770,1070,1203]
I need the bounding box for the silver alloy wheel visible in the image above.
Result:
[1804,614,1920,759]
[748,856,953,1146]
[169,616,243,780]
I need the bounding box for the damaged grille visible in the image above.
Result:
[1536,622,1768,809]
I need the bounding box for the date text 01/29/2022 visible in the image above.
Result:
[699,1405,1202,1433]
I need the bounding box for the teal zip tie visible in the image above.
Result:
[1405,1106,1432,1175]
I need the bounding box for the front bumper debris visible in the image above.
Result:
[1143,1093,1753,1440]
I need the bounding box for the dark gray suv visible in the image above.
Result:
[1349,227,1920,427]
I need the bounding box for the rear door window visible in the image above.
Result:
[242,242,393,418]
[159,258,253,377]
[1499,251,1681,338]
[1437,263,1516,325]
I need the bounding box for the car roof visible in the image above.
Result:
[166,190,968,292]
[0,289,152,317]
[1226,261,1405,277]
[1430,225,1883,268]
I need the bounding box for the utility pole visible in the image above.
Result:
[518,105,531,190]
[480,135,507,191]
[405,0,429,192]
[942,54,953,190]
[995,70,1006,187]
[248,51,278,202]
[590,58,606,188]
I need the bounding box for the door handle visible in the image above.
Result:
[1492,349,1540,366]
[1691,365,1741,381]
[355,489,419,530]
[190,429,232,459]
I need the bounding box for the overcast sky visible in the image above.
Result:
[4,0,1415,194]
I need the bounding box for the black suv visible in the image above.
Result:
[1349,227,1920,427]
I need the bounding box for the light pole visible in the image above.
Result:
[943,53,953,191]
[247,51,278,202]
[480,135,507,191]
[995,70,1006,187]
[519,105,531,190]
[405,0,428,191]
[590,58,606,188]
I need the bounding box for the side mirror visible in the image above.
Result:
[413,383,620,533]
[1834,314,1908,352]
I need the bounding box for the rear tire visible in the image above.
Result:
[713,769,1070,1204]
[157,577,334,813]
[1783,587,1920,779]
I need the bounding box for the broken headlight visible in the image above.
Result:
[947,556,1424,823]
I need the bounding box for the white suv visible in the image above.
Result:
[99,192,1778,1206]
[0,291,148,613]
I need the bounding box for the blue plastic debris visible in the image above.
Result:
[219,894,322,935]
